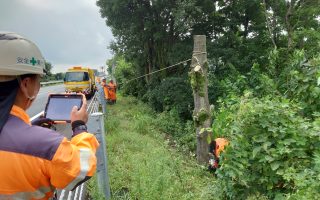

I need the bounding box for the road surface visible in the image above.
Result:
[27,84,65,117]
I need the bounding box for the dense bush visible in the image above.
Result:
[111,56,150,99]
[279,51,320,118]
[207,61,277,107]
[144,77,194,120]
[212,95,319,199]
[286,117,320,199]
[207,62,248,105]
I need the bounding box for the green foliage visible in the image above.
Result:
[40,62,65,82]
[246,63,277,97]
[105,95,214,200]
[193,108,210,127]
[189,65,206,97]
[207,65,248,105]
[279,51,320,118]
[97,0,320,197]
[87,176,105,200]
[105,114,120,134]
[144,77,194,120]
[132,112,155,136]
[285,117,320,199]
[212,96,319,199]
[110,55,136,93]
[44,62,53,76]
[54,72,65,80]
[154,109,196,152]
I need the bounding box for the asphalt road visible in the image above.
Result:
[27,84,65,117]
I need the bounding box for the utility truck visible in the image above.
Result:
[64,66,96,98]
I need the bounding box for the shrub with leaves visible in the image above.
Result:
[286,116,320,199]
[144,77,194,120]
[212,95,317,199]
[208,64,248,105]
[279,51,320,118]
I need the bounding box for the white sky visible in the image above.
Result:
[0,0,114,73]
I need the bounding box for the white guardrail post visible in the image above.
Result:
[40,80,64,86]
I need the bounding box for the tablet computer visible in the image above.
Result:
[44,94,83,122]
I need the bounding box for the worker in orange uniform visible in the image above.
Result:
[208,137,229,172]
[101,77,109,101]
[106,80,117,104]
[0,32,99,199]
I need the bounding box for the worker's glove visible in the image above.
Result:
[31,118,54,129]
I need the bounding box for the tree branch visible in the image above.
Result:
[262,0,277,49]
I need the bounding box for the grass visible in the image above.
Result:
[96,95,217,200]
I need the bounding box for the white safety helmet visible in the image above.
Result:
[101,77,106,81]
[0,32,45,76]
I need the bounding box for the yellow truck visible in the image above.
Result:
[64,66,96,98]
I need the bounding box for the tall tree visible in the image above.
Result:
[45,62,53,76]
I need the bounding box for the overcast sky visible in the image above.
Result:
[0,0,114,73]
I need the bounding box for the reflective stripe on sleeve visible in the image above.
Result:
[0,186,52,199]
[64,148,91,191]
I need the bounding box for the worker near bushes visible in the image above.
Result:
[106,79,117,104]
[0,32,99,199]
[208,137,229,172]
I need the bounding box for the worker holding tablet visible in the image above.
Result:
[0,32,99,199]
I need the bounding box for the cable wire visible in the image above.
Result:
[124,59,191,84]
[118,52,207,86]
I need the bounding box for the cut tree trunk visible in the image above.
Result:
[189,35,212,164]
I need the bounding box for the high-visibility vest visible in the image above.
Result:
[215,138,229,157]
[0,105,99,199]
[106,83,116,100]
[101,82,109,99]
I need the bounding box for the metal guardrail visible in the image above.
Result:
[86,91,110,199]
[40,80,63,86]
[30,111,44,122]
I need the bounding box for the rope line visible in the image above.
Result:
[122,59,191,84]
[119,52,207,85]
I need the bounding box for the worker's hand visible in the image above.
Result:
[70,93,88,124]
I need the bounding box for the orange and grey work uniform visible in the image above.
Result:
[101,82,109,100]
[0,105,99,199]
[208,137,229,170]
[214,138,229,158]
[106,82,116,101]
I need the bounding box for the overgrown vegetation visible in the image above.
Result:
[101,96,215,199]
[212,95,320,199]
[209,52,320,198]
[96,0,320,198]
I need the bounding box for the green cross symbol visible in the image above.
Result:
[30,57,37,66]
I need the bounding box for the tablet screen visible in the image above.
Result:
[45,95,82,121]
